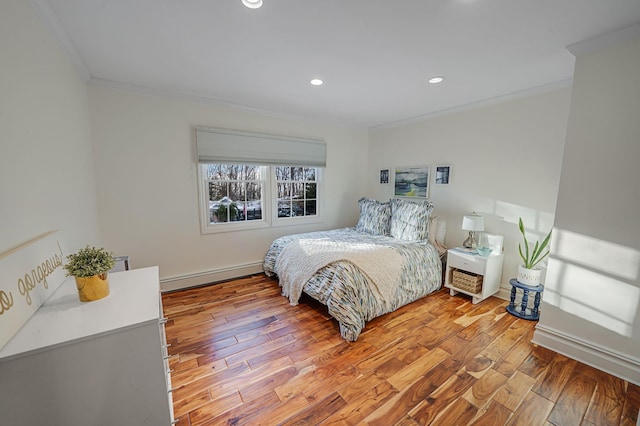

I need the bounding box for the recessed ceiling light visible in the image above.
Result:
[310,79,323,86]
[242,0,262,9]
[428,76,444,84]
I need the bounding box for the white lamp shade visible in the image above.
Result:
[462,215,484,232]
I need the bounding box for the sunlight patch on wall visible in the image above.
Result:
[553,228,640,280]
[494,201,555,234]
[545,229,640,337]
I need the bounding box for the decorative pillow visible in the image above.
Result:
[355,197,391,236]
[428,216,440,246]
[390,198,434,241]
[428,216,448,255]
[435,218,447,245]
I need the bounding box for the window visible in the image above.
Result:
[195,127,326,233]
[198,163,322,234]
[275,166,318,218]
[204,164,264,224]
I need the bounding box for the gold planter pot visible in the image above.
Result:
[75,272,110,302]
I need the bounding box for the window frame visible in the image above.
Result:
[271,166,323,228]
[198,164,270,234]
[197,163,323,234]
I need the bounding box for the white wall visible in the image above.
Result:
[87,85,369,290]
[0,0,101,255]
[368,88,571,294]
[534,30,640,384]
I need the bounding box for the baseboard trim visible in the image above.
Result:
[533,324,640,386]
[496,285,511,301]
[160,262,264,292]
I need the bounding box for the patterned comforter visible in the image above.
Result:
[263,228,442,341]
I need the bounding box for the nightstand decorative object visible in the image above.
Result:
[444,247,504,304]
[506,278,544,320]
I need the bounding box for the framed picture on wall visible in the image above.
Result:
[435,165,451,185]
[394,166,429,198]
[379,169,390,185]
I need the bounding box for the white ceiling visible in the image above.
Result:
[37,0,640,128]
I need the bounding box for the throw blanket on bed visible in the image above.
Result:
[275,237,402,309]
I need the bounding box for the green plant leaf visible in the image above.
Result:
[518,244,528,266]
[530,249,550,269]
[517,217,552,270]
[531,241,540,265]
[63,246,115,277]
[519,218,531,267]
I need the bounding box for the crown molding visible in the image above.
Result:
[567,22,640,57]
[28,0,91,82]
[88,77,363,128]
[371,79,573,131]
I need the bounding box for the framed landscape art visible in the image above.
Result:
[394,166,429,198]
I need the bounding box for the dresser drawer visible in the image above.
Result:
[447,252,485,275]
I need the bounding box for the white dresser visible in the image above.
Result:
[0,266,174,425]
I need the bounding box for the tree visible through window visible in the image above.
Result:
[199,163,321,233]
[204,164,263,223]
[275,166,317,218]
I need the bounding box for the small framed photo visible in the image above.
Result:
[435,165,451,185]
[379,169,390,185]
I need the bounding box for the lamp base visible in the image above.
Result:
[463,231,477,249]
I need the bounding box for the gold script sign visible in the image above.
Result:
[0,291,13,315]
[16,247,64,306]
[0,231,68,350]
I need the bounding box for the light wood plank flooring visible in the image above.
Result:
[162,274,640,425]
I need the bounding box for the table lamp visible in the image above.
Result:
[462,213,484,248]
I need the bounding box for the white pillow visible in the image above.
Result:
[435,218,446,244]
[428,216,447,255]
[428,216,440,246]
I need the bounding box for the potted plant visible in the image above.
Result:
[63,246,115,302]
[517,218,552,286]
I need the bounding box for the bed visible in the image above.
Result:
[263,197,446,341]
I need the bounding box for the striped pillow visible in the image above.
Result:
[355,197,391,236]
[390,198,434,241]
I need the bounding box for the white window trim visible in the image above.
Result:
[271,167,323,228]
[197,164,323,234]
[197,165,270,234]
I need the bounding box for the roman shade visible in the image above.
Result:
[195,126,326,167]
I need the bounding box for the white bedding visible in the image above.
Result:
[275,236,402,310]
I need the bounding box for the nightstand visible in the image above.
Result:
[444,248,504,304]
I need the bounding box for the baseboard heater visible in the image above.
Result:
[159,262,264,292]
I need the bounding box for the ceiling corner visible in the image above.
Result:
[28,0,92,82]
[566,22,640,57]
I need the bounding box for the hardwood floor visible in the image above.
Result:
[162,274,640,425]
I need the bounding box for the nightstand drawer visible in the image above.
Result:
[447,253,485,275]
